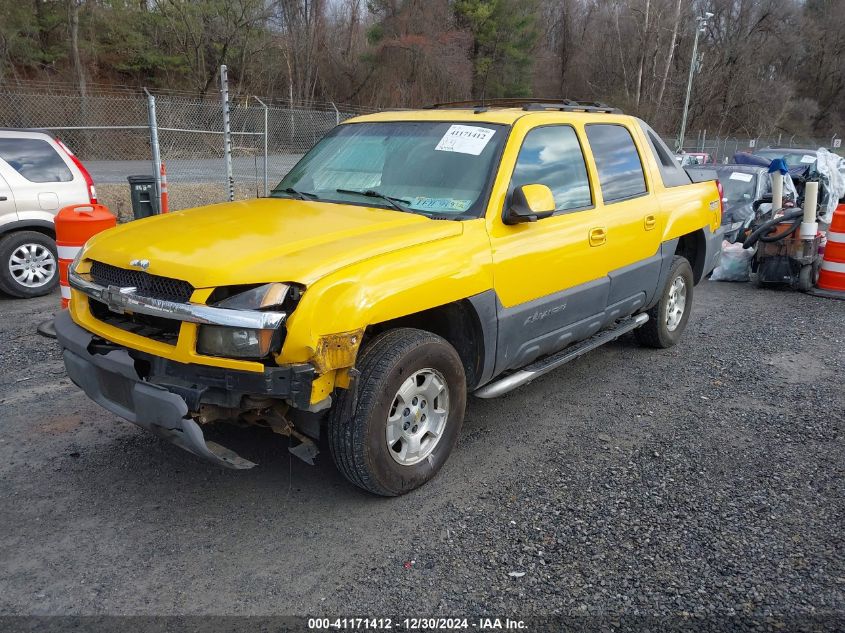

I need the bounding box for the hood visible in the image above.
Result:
[82,198,463,288]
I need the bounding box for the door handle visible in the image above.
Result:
[0,196,7,201]
[589,226,607,247]
[644,214,657,230]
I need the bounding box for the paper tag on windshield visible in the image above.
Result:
[411,197,472,212]
[729,172,753,182]
[435,125,496,155]
[800,154,816,164]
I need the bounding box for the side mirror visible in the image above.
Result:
[504,184,556,225]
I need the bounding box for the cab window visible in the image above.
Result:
[585,124,647,203]
[639,121,691,188]
[510,125,592,213]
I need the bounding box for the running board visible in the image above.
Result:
[474,313,649,399]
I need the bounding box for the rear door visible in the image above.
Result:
[583,123,662,310]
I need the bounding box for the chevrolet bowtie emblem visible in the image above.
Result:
[129,258,150,270]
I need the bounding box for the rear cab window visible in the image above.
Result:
[638,121,692,188]
[510,125,592,213]
[585,124,648,203]
[0,137,74,183]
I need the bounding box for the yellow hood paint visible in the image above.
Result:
[81,198,463,288]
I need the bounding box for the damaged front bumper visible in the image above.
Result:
[54,311,316,469]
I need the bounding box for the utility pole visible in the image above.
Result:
[676,12,713,153]
[144,88,162,213]
[253,96,270,197]
[220,65,234,202]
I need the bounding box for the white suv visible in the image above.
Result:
[0,129,97,298]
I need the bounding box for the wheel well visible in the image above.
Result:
[363,300,486,388]
[0,224,56,241]
[676,230,707,283]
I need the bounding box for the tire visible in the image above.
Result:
[0,231,59,298]
[635,256,695,349]
[328,328,467,496]
[796,262,819,293]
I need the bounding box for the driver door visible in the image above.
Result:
[488,122,609,375]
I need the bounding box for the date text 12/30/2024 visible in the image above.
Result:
[308,618,528,630]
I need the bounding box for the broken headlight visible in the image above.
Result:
[196,283,301,359]
[214,282,292,311]
[197,326,276,359]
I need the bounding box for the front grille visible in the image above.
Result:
[89,298,181,345]
[90,261,194,303]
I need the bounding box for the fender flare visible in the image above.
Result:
[0,218,56,239]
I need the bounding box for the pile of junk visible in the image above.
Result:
[693,148,845,292]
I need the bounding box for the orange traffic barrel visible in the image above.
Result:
[815,203,845,298]
[56,203,116,308]
[160,162,169,214]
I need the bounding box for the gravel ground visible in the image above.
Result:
[0,280,842,628]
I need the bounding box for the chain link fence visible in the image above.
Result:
[2,84,840,217]
[673,133,841,164]
[0,84,374,219]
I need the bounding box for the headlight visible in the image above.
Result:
[216,282,292,310]
[196,283,299,359]
[70,249,83,273]
[197,326,276,359]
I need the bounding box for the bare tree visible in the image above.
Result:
[68,0,86,101]
[654,0,682,119]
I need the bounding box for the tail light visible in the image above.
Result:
[715,179,724,222]
[55,138,97,204]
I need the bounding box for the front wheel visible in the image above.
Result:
[0,231,59,298]
[635,256,694,349]
[328,328,466,496]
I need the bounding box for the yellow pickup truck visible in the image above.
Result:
[56,99,723,495]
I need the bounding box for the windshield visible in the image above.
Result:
[755,150,816,168]
[717,170,758,204]
[272,121,507,219]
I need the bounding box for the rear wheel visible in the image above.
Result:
[328,328,466,496]
[0,231,59,298]
[635,256,694,349]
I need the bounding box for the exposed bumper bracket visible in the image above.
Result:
[56,311,256,469]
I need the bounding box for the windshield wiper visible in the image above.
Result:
[274,187,320,201]
[336,189,414,214]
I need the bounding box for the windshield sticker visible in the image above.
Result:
[411,197,472,212]
[729,172,753,182]
[800,154,816,164]
[435,125,496,155]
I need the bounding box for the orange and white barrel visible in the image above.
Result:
[55,204,116,308]
[160,161,169,214]
[816,203,845,296]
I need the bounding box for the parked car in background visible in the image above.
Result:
[0,129,97,297]
[687,163,796,243]
[753,147,822,169]
[675,152,711,166]
[746,147,845,209]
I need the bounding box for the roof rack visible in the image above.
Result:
[423,98,622,114]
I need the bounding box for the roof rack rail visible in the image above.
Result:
[423,98,622,114]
